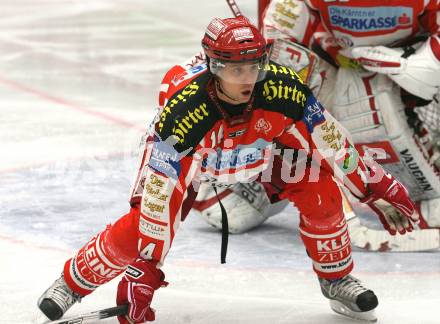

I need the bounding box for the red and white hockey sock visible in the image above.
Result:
[300,219,353,280]
[63,226,129,296]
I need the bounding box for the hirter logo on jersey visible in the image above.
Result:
[328,6,413,32]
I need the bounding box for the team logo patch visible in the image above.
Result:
[254,118,272,134]
[206,18,226,40]
[232,27,254,41]
[302,97,325,133]
[335,145,359,175]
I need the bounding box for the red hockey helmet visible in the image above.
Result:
[202,16,269,83]
[202,16,267,62]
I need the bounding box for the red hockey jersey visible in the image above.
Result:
[129,60,371,263]
[264,0,440,61]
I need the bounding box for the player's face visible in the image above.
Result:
[217,61,260,103]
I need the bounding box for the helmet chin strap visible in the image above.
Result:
[215,79,241,103]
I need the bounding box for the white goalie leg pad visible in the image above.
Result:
[415,96,440,169]
[193,182,287,234]
[342,188,440,251]
[347,214,440,252]
[315,61,337,109]
[325,69,391,141]
[329,69,440,201]
[420,197,440,227]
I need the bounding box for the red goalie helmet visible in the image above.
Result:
[202,16,269,83]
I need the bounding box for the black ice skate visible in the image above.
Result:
[319,274,378,322]
[37,274,82,320]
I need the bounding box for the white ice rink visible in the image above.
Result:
[1,1,439,323]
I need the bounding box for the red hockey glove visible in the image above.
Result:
[361,164,420,235]
[116,259,168,324]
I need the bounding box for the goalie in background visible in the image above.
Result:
[192,0,440,252]
[262,0,440,251]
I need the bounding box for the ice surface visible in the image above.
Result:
[1,1,439,323]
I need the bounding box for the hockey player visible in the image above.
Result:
[159,52,292,234]
[38,16,419,323]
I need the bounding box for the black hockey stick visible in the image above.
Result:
[43,304,128,324]
[226,0,242,17]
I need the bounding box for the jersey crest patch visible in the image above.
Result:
[303,96,325,133]
[149,138,182,179]
[254,118,272,134]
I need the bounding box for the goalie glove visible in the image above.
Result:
[351,36,440,100]
[360,163,420,236]
[116,259,168,324]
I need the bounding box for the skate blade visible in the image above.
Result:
[329,300,377,323]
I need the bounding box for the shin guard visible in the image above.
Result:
[63,226,130,296]
[300,219,353,280]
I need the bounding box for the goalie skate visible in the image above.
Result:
[319,275,378,323]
